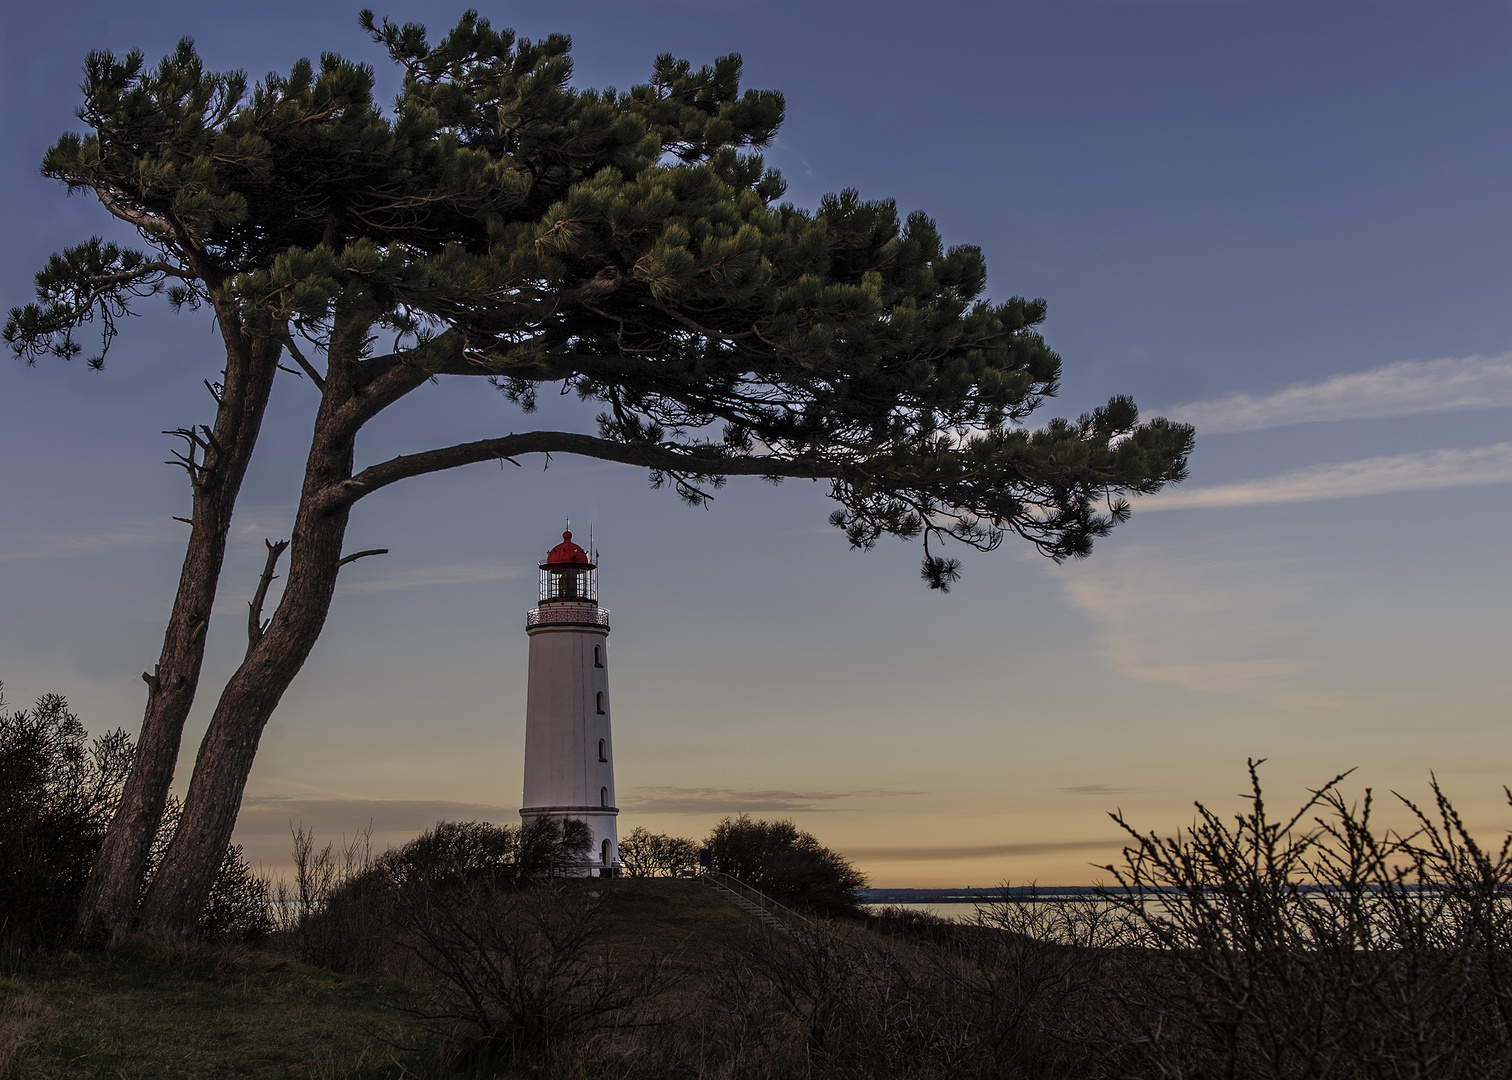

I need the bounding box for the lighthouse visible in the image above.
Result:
[520,528,619,875]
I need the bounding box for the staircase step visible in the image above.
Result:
[706,878,790,932]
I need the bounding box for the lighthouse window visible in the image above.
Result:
[600,786,609,807]
[593,645,602,667]
[596,692,605,714]
[601,839,612,866]
[598,739,607,762]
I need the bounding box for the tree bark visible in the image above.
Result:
[137,336,409,939]
[74,323,281,941]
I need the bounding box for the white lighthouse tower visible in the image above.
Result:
[520,528,619,875]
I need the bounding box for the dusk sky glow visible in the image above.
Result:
[2,0,1509,887]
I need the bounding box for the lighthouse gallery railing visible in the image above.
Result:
[526,605,610,628]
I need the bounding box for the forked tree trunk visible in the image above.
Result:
[75,326,282,942]
[138,347,396,939]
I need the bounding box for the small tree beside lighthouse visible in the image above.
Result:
[521,529,618,876]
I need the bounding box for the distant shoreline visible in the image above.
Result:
[863,886,1104,905]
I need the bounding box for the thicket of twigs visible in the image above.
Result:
[265,763,1511,1079]
[0,686,269,952]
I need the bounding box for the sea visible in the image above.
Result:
[861,886,1105,921]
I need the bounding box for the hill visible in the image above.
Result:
[1,878,759,1080]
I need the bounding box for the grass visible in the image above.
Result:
[0,878,760,1080]
[0,940,422,1079]
[594,877,756,970]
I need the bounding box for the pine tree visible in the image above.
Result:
[4,39,442,938]
[7,11,1194,940]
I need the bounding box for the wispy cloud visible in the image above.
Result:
[1059,784,1144,796]
[1139,444,1512,511]
[235,794,515,835]
[1165,353,1512,433]
[0,518,183,563]
[846,839,1116,862]
[337,562,527,594]
[229,506,296,546]
[1056,537,1324,701]
[0,506,303,565]
[624,786,927,814]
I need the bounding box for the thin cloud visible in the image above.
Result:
[847,839,1117,862]
[0,518,184,563]
[1059,784,1143,796]
[1139,444,1512,511]
[337,562,527,594]
[1165,353,1512,434]
[229,507,296,545]
[1056,537,1327,703]
[0,506,300,565]
[624,786,927,814]
[235,795,515,834]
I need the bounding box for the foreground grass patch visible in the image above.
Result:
[595,877,755,970]
[0,880,768,1080]
[1,940,423,1079]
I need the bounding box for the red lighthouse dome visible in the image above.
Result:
[540,529,595,571]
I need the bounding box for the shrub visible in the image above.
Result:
[0,683,271,950]
[619,826,700,877]
[1094,761,1512,1078]
[685,772,1512,1079]
[712,917,973,1079]
[0,687,130,948]
[270,824,381,971]
[393,878,673,1068]
[375,817,593,885]
[272,818,666,1065]
[705,814,867,916]
[196,843,275,943]
[277,817,595,975]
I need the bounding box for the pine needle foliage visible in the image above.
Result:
[6,10,1193,580]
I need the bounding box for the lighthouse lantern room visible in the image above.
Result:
[520,529,618,875]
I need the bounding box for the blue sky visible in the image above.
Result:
[2,0,1509,885]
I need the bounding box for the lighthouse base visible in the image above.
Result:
[520,806,620,877]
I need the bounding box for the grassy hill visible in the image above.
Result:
[0,878,758,1080]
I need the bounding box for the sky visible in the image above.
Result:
[2,0,1510,888]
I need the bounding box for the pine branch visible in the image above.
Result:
[88,184,171,236]
[323,431,833,511]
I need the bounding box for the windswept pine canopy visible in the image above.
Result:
[8,10,1192,586]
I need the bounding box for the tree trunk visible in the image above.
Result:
[75,327,281,942]
[138,360,371,939]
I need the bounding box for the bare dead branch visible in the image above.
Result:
[246,539,290,656]
[336,547,389,568]
[279,332,327,391]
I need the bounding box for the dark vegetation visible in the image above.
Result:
[704,814,870,917]
[619,826,700,879]
[0,687,268,953]
[6,693,1511,1077]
